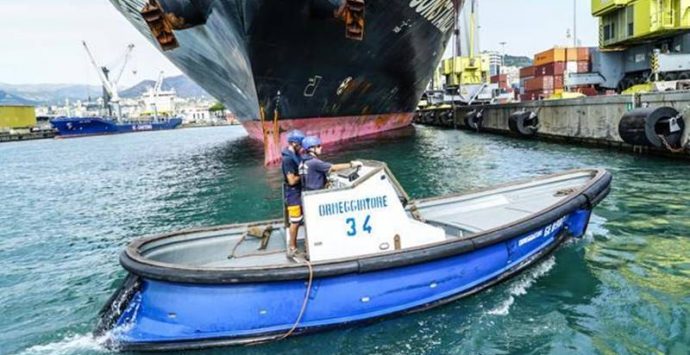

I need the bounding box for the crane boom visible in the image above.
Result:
[114,44,135,85]
[154,71,165,96]
[82,41,116,99]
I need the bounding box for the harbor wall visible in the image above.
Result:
[415,91,690,158]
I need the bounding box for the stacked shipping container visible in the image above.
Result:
[490,74,509,90]
[519,47,592,101]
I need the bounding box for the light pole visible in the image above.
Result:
[573,0,577,47]
[499,41,507,74]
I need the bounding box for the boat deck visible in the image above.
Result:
[204,227,297,268]
[138,171,592,269]
[418,175,579,236]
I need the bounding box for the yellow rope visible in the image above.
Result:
[259,105,268,145]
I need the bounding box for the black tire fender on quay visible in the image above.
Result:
[508,110,539,136]
[464,109,484,131]
[618,106,685,148]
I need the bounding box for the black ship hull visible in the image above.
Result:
[110,0,459,161]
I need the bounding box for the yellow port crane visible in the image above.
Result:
[423,0,501,107]
[594,0,690,49]
[570,1,690,92]
[441,0,489,88]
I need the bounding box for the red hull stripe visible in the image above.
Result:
[242,113,414,164]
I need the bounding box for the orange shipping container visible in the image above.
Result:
[577,48,590,62]
[520,93,534,101]
[534,48,566,66]
[575,87,598,96]
[522,90,553,100]
[577,61,590,73]
[565,48,578,62]
[519,66,535,78]
[525,76,554,91]
[534,62,566,76]
[490,74,507,83]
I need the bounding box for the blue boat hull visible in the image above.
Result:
[50,117,182,138]
[102,210,594,350]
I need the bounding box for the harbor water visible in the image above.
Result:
[1,126,688,354]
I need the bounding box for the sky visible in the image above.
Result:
[475,0,598,56]
[0,0,598,86]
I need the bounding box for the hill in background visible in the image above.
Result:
[0,90,39,106]
[0,75,211,105]
[0,83,101,105]
[119,75,210,98]
[504,55,533,68]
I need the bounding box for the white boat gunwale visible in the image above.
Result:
[119,167,611,283]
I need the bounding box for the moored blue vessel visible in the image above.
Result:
[96,163,611,351]
[51,117,182,138]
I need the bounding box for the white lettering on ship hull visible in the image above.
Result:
[133,124,153,131]
[518,216,568,247]
[409,0,456,33]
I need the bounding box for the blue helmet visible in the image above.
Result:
[286,130,306,144]
[302,136,322,150]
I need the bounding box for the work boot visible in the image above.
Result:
[287,247,306,261]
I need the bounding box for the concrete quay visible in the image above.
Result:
[0,129,55,143]
[415,91,690,160]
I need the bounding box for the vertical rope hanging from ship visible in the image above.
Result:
[273,106,281,155]
[259,105,268,147]
[258,104,282,163]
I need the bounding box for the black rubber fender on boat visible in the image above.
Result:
[94,274,141,336]
[508,110,540,137]
[464,109,484,131]
[618,106,685,148]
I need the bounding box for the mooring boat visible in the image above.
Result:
[96,161,611,351]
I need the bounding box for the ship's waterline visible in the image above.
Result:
[243,113,415,163]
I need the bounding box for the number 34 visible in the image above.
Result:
[346,215,372,237]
